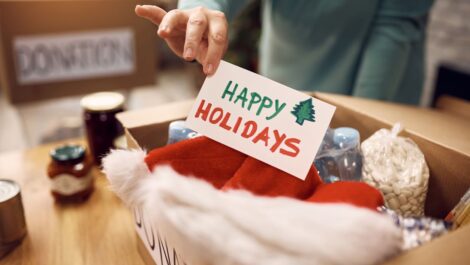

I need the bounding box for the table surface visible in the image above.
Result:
[0,140,146,265]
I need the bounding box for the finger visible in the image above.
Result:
[183,9,208,61]
[204,11,228,75]
[158,9,189,38]
[196,42,208,64]
[135,5,167,26]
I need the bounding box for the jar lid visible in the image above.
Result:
[80,92,125,112]
[50,145,86,163]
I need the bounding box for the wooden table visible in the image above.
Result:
[0,140,146,265]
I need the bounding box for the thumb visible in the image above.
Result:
[135,5,167,25]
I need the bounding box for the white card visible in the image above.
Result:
[186,61,335,180]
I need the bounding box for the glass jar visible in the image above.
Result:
[47,144,94,202]
[80,92,125,165]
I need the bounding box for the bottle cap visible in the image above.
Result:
[333,127,360,149]
[0,179,27,258]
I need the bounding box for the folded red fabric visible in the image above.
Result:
[307,181,384,210]
[145,136,383,210]
[222,157,322,200]
[145,136,247,189]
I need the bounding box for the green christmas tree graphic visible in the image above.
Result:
[291,98,315,125]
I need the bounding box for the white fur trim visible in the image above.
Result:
[102,149,150,206]
[128,165,403,265]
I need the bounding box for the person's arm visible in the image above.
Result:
[352,0,434,101]
[178,0,250,22]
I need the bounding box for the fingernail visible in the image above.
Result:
[206,64,213,74]
[184,48,194,59]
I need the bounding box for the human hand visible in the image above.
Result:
[135,5,229,75]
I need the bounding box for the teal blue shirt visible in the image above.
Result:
[179,0,434,105]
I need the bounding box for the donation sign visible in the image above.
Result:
[13,28,135,85]
[186,61,335,180]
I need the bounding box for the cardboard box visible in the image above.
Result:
[435,95,470,120]
[0,0,157,104]
[117,93,470,265]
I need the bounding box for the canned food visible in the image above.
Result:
[0,179,27,258]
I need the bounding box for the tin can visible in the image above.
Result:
[0,179,27,259]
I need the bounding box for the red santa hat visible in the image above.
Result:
[103,136,400,265]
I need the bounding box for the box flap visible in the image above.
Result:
[117,99,194,150]
[117,99,194,129]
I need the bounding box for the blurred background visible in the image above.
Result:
[0,0,469,153]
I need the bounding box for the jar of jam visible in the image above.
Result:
[47,145,94,202]
[80,92,125,165]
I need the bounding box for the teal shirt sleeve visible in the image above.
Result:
[352,0,434,102]
[178,0,251,21]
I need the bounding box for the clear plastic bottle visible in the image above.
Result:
[314,127,363,183]
[167,121,200,145]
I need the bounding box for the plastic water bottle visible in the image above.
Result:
[314,127,363,183]
[167,120,200,145]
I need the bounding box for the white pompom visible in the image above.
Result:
[102,148,150,206]
[135,165,402,265]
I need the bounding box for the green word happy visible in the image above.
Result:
[221,80,286,120]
